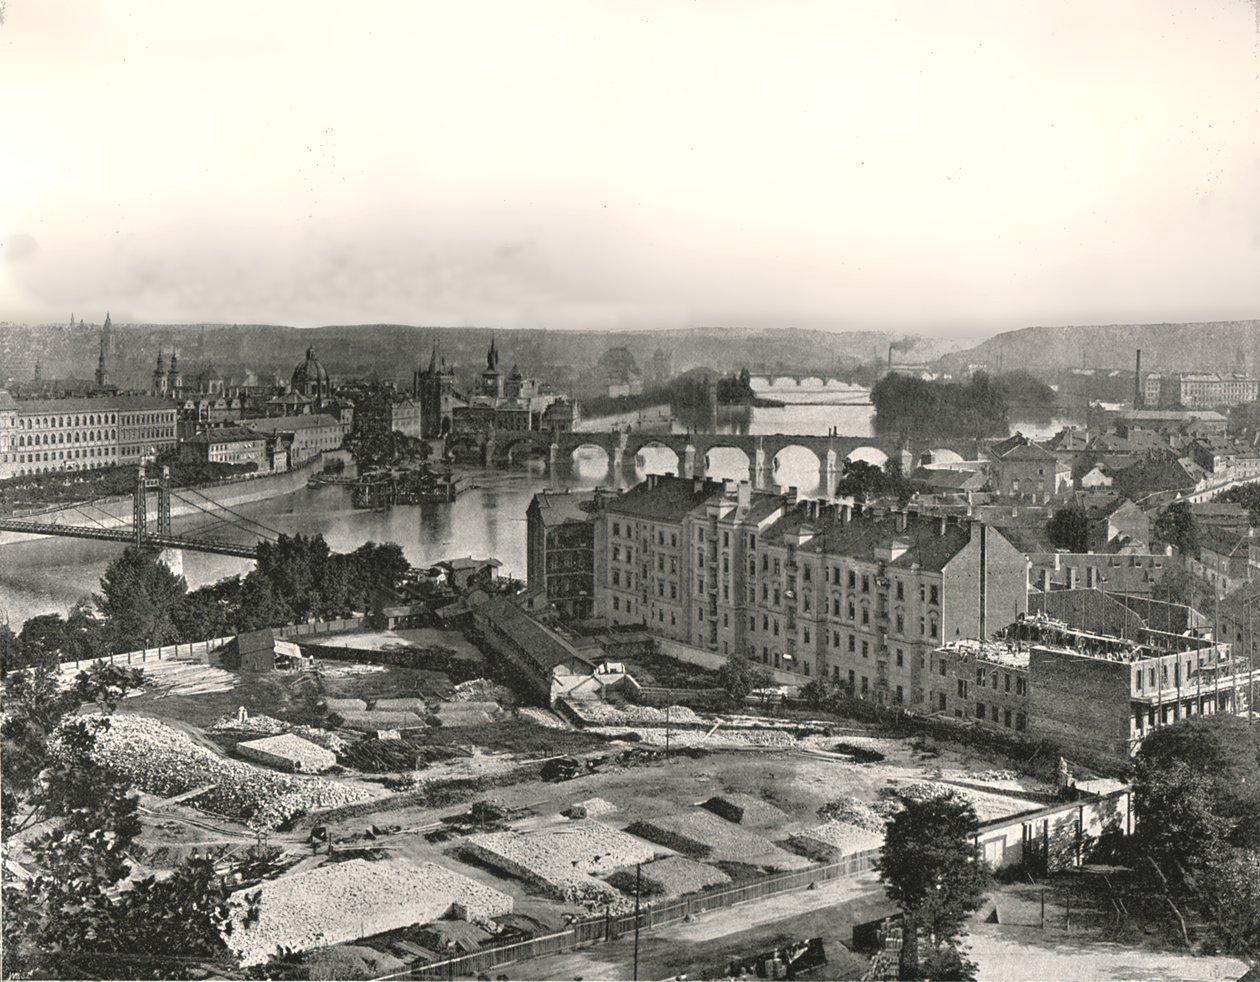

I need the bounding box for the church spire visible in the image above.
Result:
[428,341,438,374]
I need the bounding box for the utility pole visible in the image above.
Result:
[633,861,642,982]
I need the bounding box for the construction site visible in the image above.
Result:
[16,615,1157,980]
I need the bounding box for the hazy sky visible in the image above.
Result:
[1,1,1258,335]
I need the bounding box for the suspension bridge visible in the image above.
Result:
[0,466,285,559]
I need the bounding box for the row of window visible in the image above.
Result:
[15,412,119,428]
[976,668,1026,695]
[16,447,117,463]
[17,430,116,446]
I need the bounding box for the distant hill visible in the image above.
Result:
[0,322,967,393]
[936,321,1260,375]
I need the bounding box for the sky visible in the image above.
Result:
[1,1,1258,335]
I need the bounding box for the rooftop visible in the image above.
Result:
[13,395,176,413]
[182,426,266,445]
[604,475,724,523]
[241,413,342,432]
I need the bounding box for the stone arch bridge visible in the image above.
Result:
[468,430,981,488]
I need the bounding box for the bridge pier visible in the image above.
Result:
[750,442,769,488]
[549,442,559,472]
[682,442,697,480]
[822,448,840,498]
[157,548,184,579]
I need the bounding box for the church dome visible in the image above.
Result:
[291,346,330,397]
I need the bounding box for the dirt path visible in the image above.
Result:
[503,873,891,981]
[965,925,1247,982]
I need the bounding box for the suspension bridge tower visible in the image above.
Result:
[134,465,182,574]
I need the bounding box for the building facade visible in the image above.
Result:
[241,413,343,467]
[526,491,615,620]
[178,427,269,469]
[2,395,177,477]
[592,476,1029,705]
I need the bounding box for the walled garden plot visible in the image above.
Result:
[68,714,371,828]
[237,734,337,773]
[700,793,788,828]
[626,811,811,870]
[607,855,731,899]
[224,858,512,967]
[464,820,658,909]
[788,821,884,862]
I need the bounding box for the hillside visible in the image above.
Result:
[936,321,1260,375]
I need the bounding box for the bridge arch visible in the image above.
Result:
[798,376,824,387]
[703,444,752,482]
[845,445,889,467]
[501,439,551,465]
[633,441,681,476]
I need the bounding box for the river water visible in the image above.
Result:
[0,380,1078,627]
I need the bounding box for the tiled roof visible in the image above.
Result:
[183,426,266,445]
[14,395,175,413]
[241,413,341,432]
[605,475,724,522]
[476,596,594,675]
[763,505,979,572]
[530,491,601,527]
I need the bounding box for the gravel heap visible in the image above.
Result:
[224,859,512,967]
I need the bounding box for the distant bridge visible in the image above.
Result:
[455,430,984,488]
[0,467,279,558]
[745,373,863,389]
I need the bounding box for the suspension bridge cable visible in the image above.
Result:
[172,485,285,538]
[164,489,276,542]
[168,487,283,541]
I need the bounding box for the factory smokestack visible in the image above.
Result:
[1134,349,1142,409]
[888,343,894,376]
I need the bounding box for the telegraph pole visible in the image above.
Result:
[633,861,642,981]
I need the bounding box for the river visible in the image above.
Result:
[0,380,1080,627]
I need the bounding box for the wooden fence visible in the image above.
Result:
[377,850,881,980]
[60,616,370,670]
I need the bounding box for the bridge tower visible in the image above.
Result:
[133,468,147,546]
[133,465,173,546]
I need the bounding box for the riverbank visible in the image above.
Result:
[0,458,324,548]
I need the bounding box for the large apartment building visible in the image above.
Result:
[593,476,1029,706]
[1,394,178,478]
[1143,372,1260,410]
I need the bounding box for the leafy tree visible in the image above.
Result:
[0,621,20,674]
[717,649,773,705]
[1217,483,1260,525]
[235,572,292,631]
[877,795,990,979]
[1187,848,1260,963]
[1151,559,1199,608]
[1132,716,1260,962]
[96,547,188,652]
[1153,501,1198,556]
[2,662,259,979]
[174,577,245,641]
[835,459,914,505]
[1047,505,1090,553]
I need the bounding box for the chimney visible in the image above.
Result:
[737,481,751,510]
[787,485,799,506]
[841,502,851,523]
[898,509,907,532]
[723,479,737,496]
[939,515,947,536]
[1134,349,1142,409]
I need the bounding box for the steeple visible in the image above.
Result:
[70,313,75,326]
[104,311,111,331]
[487,336,499,371]
[428,341,438,374]
[95,331,108,387]
[156,348,166,372]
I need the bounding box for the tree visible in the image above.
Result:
[2,662,260,978]
[1132,716,1260,963]
[1047,505,1090,553]
[717,649,773,706]
[1153,501,1198,556]
[877,795,990,979]
[96,547,188,652]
